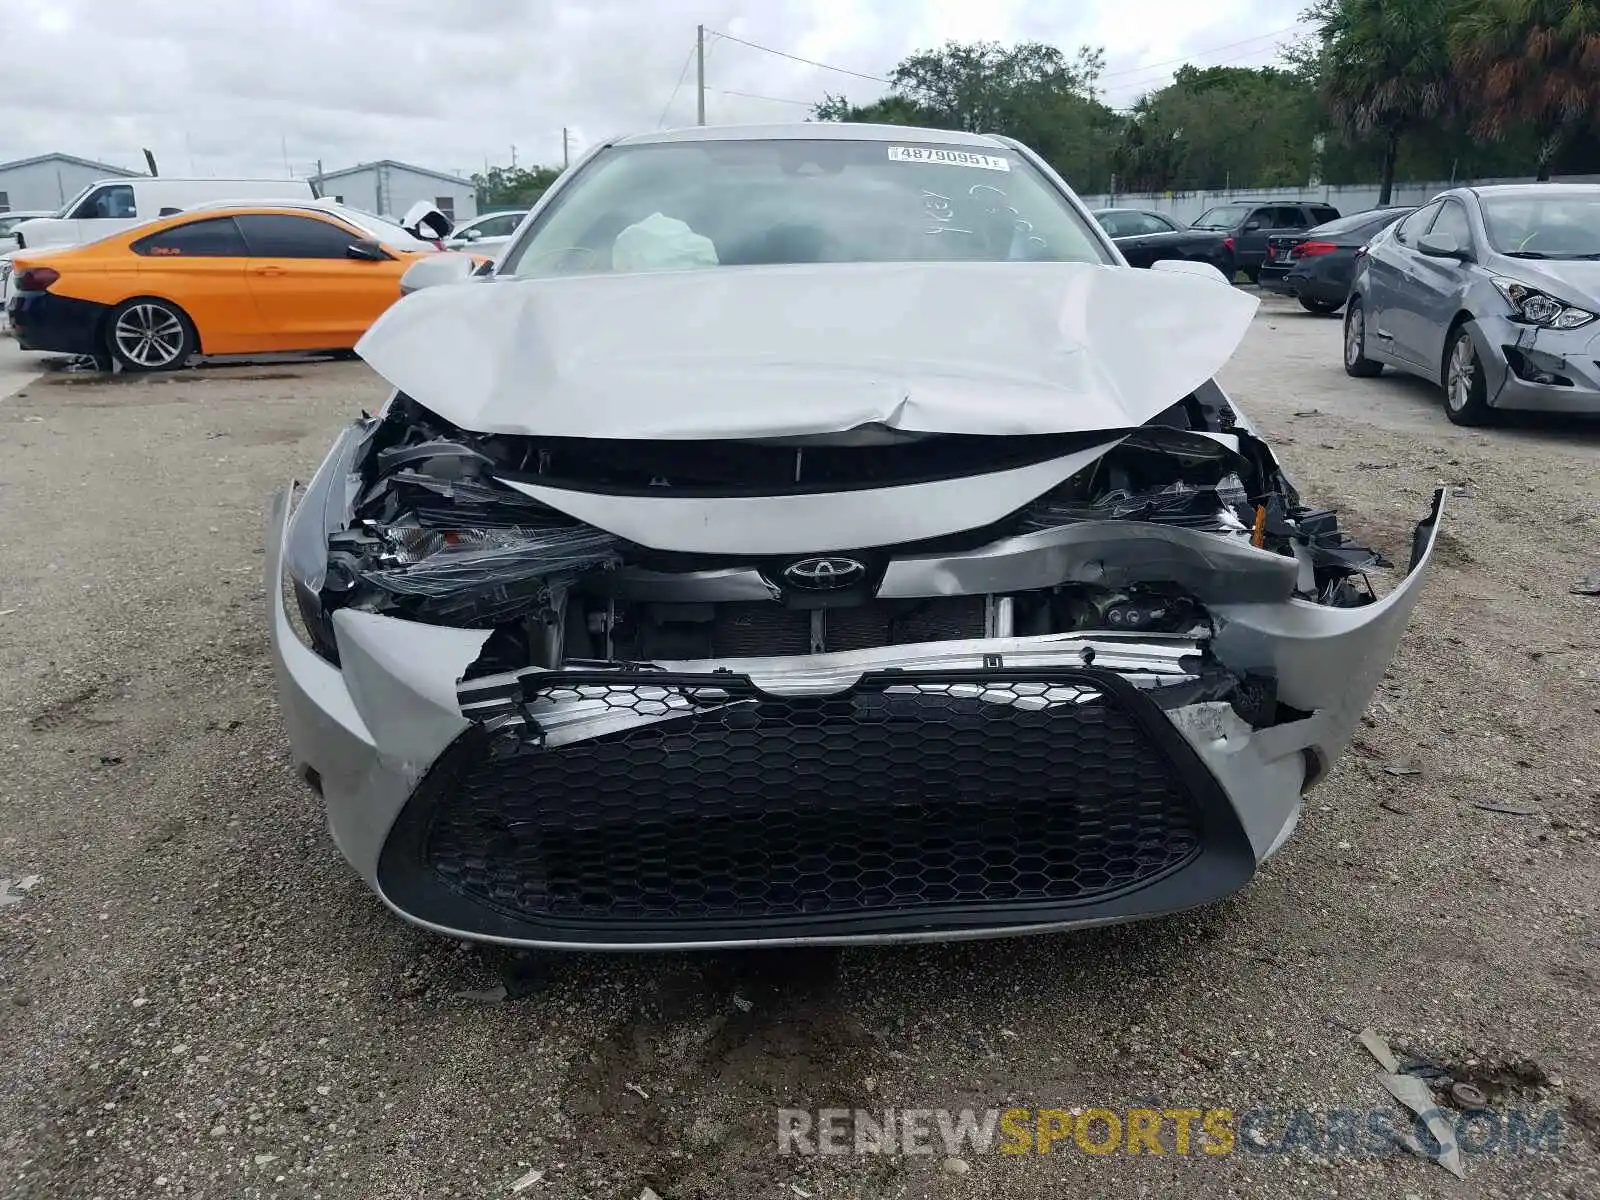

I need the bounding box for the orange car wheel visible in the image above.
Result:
[106,297,198,373]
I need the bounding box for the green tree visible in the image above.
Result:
[472,164,563,209]
[1115,66,1321,191]
[1450,0,1600,179]
[1299,0,1459,203]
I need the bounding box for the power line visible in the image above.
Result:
[1101,40,1311,107]
[658,40,699,128]
[1097,24,1308,82]
[702,28,891,85]
[707,87,815,107]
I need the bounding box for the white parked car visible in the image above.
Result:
[10,177,317,251]
[1,210,53,254]
[443,209,528,254]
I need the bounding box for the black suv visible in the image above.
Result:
[1189,200,1341,283]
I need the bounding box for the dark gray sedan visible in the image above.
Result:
[1344,184,1600,425]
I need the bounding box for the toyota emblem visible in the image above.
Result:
[782,556,866,590]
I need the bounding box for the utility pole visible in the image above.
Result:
[563,127,570,168]
[696,24,706,126]
[511,144,518,168]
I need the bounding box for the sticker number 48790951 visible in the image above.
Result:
[887,146,1011,172]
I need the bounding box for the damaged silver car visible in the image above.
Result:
[268,123,1444,950]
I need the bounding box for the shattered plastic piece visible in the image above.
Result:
[625,1082,650,1100]
[1451,1082,1488,1109]
[1571,575,1600,596]
[453,984,509,1003]
[1360,1028,1401,1074]
[1383,763,1422,777]
[640,1188,663,1200]
[1381,1072,1466,1178]
[1473,799,1541,816]
[1023,474,1250,536]
[509,1167,545,1193]
[0,875,41,908]
[360,527,619,625]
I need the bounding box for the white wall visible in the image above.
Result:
[319,164,477,223]
[1078,173,1600,223]
[0,159,139,212]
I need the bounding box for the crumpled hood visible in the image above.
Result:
[356,260,1258,439]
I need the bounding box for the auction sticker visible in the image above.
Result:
[888,146,1011,171]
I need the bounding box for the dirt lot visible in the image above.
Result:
[2,296,1598,1200]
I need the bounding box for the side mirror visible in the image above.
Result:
[1242,220,1263,233]
[463,228,483,241]
[346,239,389,262]
[1150,258,1231,286]
[398,252,480,295]
[1418,232,1468,260]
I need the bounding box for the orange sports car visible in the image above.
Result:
[6,200,483,371]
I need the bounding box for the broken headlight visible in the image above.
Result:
[1490,277,1597,330]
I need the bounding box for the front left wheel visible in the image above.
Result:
[1443,327,1491,426]
[107,297,196,372]
[1343,299,1383,377]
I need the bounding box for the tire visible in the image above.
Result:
[1299,296,1342,315]
[106,297,196,372]
[1343,300,1383,377]
[1443,326,1491,426]
[1245,267,1260,286]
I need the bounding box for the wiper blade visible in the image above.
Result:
[1501,250,1550,259]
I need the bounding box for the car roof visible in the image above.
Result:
[185,198,358,216]
[614,122,1012,150]
[1462,183,1600,199]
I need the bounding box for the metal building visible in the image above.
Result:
[0,153,140,212]
[309,160,479,224]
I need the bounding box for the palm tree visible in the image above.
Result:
[1302,0,1458,204]
[1450,0,1600,180]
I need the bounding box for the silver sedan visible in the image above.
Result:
[1344,183,1600,425]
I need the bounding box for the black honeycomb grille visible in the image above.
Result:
[387,669,1229,937]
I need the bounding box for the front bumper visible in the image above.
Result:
[267,485,1447,950]
[1469,314,1600,415]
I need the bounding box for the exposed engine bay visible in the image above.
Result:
[289,383,1389,706]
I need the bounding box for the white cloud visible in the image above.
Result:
[2,0,1306,180]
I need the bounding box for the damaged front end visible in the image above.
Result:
[267,262,1443,950]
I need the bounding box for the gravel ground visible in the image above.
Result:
[2,296,1598,1200]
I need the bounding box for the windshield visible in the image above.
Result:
[54,184,97,219]
[501,138,1111,278]
[1480,192,1600,258]
[1192,204,1251,230]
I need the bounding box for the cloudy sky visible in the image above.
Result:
[6,0,1308,183]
